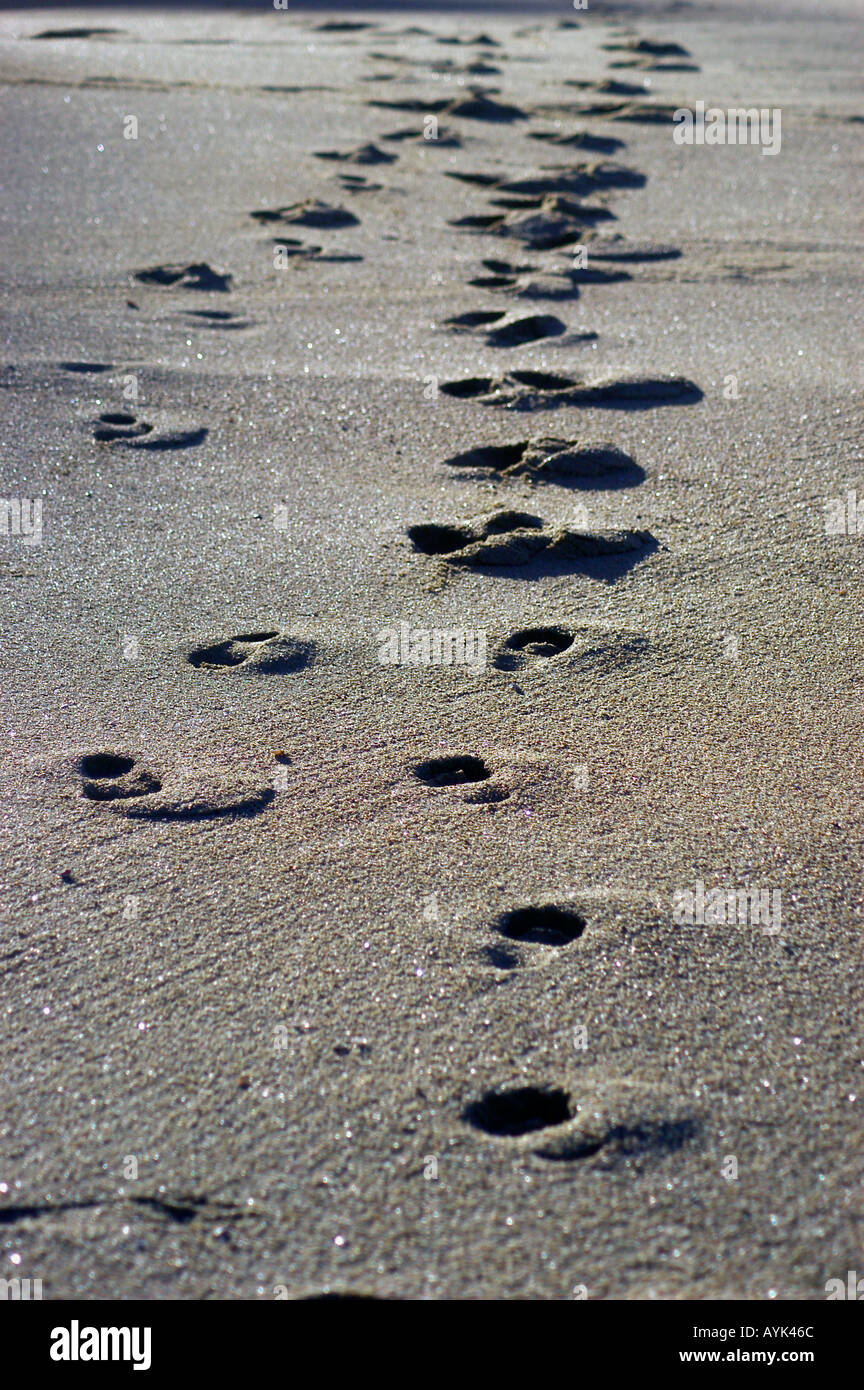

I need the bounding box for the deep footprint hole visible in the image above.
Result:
[497,904,586,946]
[407,523,473,555]
[484,510,543,534]
[414,755,490,786]
[439,377,495,398]
[468,275,517,289]
[509,370,576,390]
[79,752,135,779]
[482,259,534,274]
[187,632,279,668]
[488,315,565,345]
[99,412,136,425]
[448,310,506,328]
[445,442,528,471]
[506,626,575,658]
[464,1085,572,1136]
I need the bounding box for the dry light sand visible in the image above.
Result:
[0,0,862,1300]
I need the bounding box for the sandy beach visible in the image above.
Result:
[0,0,862,1302]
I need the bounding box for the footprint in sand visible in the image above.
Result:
[473,263,631,300]
[602,36,692,58]
[182,309,253,331]
[566,78,652,97]
[78,753,161,801]
[269,237,362,264]
[493,624,649,674]
[407,508,657,576]
[572,100,681,124]
[484,903,587,971]
[429,57,501,77]
[437,370,702,410]
[250,200,359,229]
[609,56,700,72]
[314,19,375,32]
[58,361,113,374]
[529,130,626,154]
[413,755,509,805]
[498,626,576,660]
[450,195,614,250]
[435,32,499,47]
[92,413,208,450]
[468,256,535,289]
[466,254,629,301]
[588,237,682,263]
[371,90,526,124]
[186,631,314,673]
[93,412,152,442]
[382,127,463,149]
[314,142,397,165]
[330,173,384,195]
[413,754,490,786]
[134,263,232,292]
[76,754,275,821]
[462,1085,574,1137]
[461,1081,699,1162]
[443,310,582,348]
[498,904,587,945]
[33,26,123,39]
[447,163,645,199]
[441,436,643,488]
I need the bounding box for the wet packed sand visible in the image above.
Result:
[0,2,862,1299]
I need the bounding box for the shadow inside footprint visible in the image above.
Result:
[487,314,568,347]
[497,904,586,946]
[80,752,134,778]
[446,310,507,329]
[529,131,626,154]
[314,142,396,165]
[125,427,209,452]
[59,361,113,374]
[251,200,359,228]
[406,523,476,555]
[93,412,153,442]
[134,262,232,292]
[501,626,576,660]
[602,37,691,57]
[589,239,681,263]
[93,413,207,450]
[463,1086,572,1136]
[408,510,657,579]
[183,310,252,331]
[438,377,497,399]
[442,437,643,489]
[187,632,314,674]
[439,371,701,411]
[414,755,490,786]
[34,26,123,39]
[78,752,161,801]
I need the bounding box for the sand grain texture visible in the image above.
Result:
[0,1,861,1301]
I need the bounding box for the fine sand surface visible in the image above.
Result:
[0,1,861,1300]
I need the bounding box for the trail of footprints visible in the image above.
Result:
[63,17,705,1199]
[364,16,701,1165]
